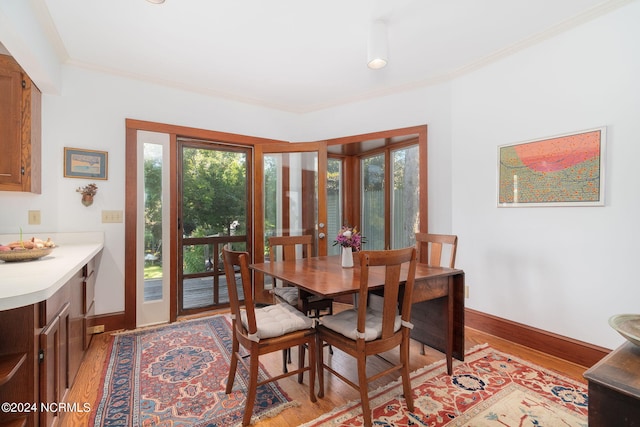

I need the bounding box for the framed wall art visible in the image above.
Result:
[64,147,109,180]
[498,127,606,207]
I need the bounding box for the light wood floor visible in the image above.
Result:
[62,308,589,427]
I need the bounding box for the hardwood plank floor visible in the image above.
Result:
[62,307,589,427]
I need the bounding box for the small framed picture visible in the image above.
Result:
[64,147,108,180]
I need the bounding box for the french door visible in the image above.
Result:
[254,142,328,297]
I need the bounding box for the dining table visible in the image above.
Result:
[250,254,466,373]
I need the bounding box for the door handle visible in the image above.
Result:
[318,233,326,239]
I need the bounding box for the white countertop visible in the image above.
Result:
[0,232,104,311]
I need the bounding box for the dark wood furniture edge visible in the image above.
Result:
[90,311,126,333]
[466,307,610,367]
[0,353,27,387]
[0,416,28,427]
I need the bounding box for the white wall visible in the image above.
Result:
[451,1,640,349]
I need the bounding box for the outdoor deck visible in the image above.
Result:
[144,274,269,309]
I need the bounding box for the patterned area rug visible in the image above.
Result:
[92,315,295,426]
[302,344,588,426]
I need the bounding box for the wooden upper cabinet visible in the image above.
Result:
[0,54,41,193]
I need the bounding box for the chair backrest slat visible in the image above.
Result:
[222,249,256,335]
[415,233,458,268]
[268,235,313,261]
[357,247,417,341]
[268,235,314,289]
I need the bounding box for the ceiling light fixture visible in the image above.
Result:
[146,0,166,4]
[367,20,388,70]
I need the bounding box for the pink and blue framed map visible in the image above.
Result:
[498,127,606,207]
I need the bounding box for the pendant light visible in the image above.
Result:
[367,20,388,69]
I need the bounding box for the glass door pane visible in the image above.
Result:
[137,130,170,327]
[143,143,164,302]
[178,141,250,314]
[391,145,420,248]
[254,142,327,298]
[361,153,385,250]
[327,157,343,256]
[264,151,318,251]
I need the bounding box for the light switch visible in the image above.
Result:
[28,210,41,225]
[102,210,123,223]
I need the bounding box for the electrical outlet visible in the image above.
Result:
[102,210,123,223]
[28,210,41,225]
[465,285,470,299]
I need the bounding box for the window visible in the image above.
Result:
[327,157,343,255]
[361,153,385,250]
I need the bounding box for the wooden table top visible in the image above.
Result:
[584,341,640,398]
[250,255,462,299]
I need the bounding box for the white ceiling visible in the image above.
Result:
[37,0,626,112]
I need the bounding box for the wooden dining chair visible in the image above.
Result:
[316,247,417,427]
[414,232,458,373]
[222,248,317,426]
[415,233,457,268]
[268,235,333,372]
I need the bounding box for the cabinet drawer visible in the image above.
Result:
[83,257,95,278]
[82,270,96,315]
[38,268,81,328]
[83,301,95,351]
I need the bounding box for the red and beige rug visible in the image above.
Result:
[302,344,588,426]
[91,315,296,427]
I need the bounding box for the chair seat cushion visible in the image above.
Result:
[320,308,401,341]
[241,302,313,340]
[273,287,299,305]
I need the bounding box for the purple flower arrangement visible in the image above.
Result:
[333,225,365,251]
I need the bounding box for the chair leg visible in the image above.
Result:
[226,338,239,394]
[357,355,372,427]
[446,285,454,375]
[400,337,414,412]
[316,333,325,398]
[298,344,305,384]
[243,352,260,427]
[307,337,317,403]
[282,349,288,373]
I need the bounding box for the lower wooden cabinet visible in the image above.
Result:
[39,303,69,427]
[0,256,96,427]
[0,305,38,427]
[82,259,96,350]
